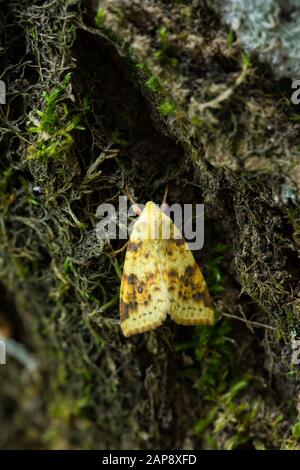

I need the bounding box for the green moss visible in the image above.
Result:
[95,8,106,28]
[242,53,252,69]
[227,30,234,49]
[159,100,176,116]
[281,419,300,449]
[27,73,85,161]
[190,117,204,127]
[176,319,259,448]
[292,421,300,438]
[0,166,13,194]
[193,322,237,396]
[145,75,161,92]
[194,406,219,436]
[205,243,228,295]
[158,26,169,48]
[154,26,171,61]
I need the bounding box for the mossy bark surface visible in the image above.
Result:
[0,0,299,449]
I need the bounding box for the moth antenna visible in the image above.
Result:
[124,186,142,216]
[161,184,169,213]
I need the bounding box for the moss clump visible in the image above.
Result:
[27,73,86,161]
[159,100,176,116]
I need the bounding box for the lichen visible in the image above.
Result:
[213,0,300,79]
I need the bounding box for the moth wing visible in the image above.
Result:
[158,213,214,325]
[120,206,169,337]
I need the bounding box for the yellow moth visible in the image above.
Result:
[120,201,214,337]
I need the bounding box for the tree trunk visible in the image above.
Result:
[0,0,299,450]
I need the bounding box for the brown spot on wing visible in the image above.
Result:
[128,301,138,311]
[137,282,145,293]
[127,241,143,252]
[192,292,203,302]
[120,300,129,321]
[185,265,196,276]
[169,269,178,277]
[120,298,139,322]
[203,287,212,308]
[172,238,185,246]
[128,273,138,284]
